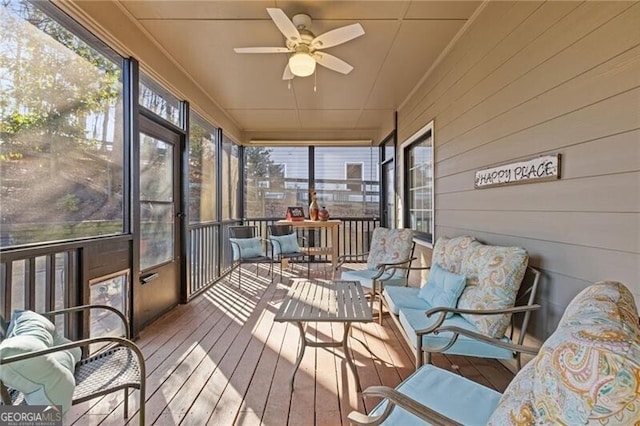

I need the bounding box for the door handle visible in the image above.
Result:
[140,273,159,284]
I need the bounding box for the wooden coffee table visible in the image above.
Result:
[274,279,373,392]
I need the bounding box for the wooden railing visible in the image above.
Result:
[186,216,380,298]
[1,217,381,311]
[0,241,92,337]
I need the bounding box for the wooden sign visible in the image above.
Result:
[475,154,560,188]
[285,206,305,221]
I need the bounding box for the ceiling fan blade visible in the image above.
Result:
[267,8,301,43]
[282,64,295,80]
[234,47,291,53]
[311,23,364,50]
[314,52,354,74]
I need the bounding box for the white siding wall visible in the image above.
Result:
[397,1,640,339]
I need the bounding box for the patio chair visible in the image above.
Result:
[383,236,541,370]
[268,224,310,282]
[0,305,145,425]
[336,227,415,324]
[349,281,640,425]
[229,225,273,287]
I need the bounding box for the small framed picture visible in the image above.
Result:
[286,206,305,221]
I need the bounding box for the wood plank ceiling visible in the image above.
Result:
[117,1,482,144]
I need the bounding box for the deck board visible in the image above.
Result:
[67,264,515,425]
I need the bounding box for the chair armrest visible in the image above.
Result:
[347,386,462,426]
[392,265,432,272]
[414,304,541,335]
[426,304,542,318]
[335,252,369,269]
[375,257,416,270]
[0,336,144,366]
[371,257,416,280]
[434,326,540,356]
[41,304,131,339]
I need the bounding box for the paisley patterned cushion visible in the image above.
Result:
[488,281,640,425]
[431,235,476,274]
[457,244,528,338]
[366,228,414,276]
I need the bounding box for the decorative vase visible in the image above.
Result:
[309,189,319,221]
[318,206,330,221]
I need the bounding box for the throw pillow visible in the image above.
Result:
[366,228,414,276]
[229,237,263,260]
[431,236,477,274]
[0,310,81,413]
[418,263,466,318]
[270,233,300,256]
[457,244,528,338]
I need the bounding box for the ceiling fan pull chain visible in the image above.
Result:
[314,68,317,92]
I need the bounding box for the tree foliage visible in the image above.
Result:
[0,0,124,242]
[0,1,120,155]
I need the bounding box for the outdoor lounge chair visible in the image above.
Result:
[268,224,310,282]
[229,225,273,287]
[349,281,640,425]
[0,304,145,425]
[336,227,415,324]
[382,236,540,370]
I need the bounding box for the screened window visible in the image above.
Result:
[188,114,217,223]
[402,121,434,243]
[244,147,308,218]
[315,147,379,217]
[139,73,182,128]
[0,0,124,247]
[221,135,239,220]
[346,163,364,192]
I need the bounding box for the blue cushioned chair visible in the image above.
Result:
[336,227,415,324]
[383,237,541,370]
[350,281,640,425]
[268,224,310,282]
[229,226,273,287]
[0,305,145,425]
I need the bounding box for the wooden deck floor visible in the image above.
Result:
[65,264,514,425]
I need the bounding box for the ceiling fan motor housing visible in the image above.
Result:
[292,13,312,30]
[286,29,315,50]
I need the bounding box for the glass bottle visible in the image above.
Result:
[309,189,319,221]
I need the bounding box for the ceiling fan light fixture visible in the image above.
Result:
[289,52,316,77]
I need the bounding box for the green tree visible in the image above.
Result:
[0,0,123,243]
[244,147,279,217]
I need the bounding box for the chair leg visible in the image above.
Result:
[378,291,384,325]
[124,387,129,418]
[139,371,146,426]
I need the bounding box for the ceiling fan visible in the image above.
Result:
[234,8,365,80]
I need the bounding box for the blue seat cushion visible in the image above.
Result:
[399,307,514,359]
[341,269,407,290]
[383,287,427,315]
[370,364,502,425]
